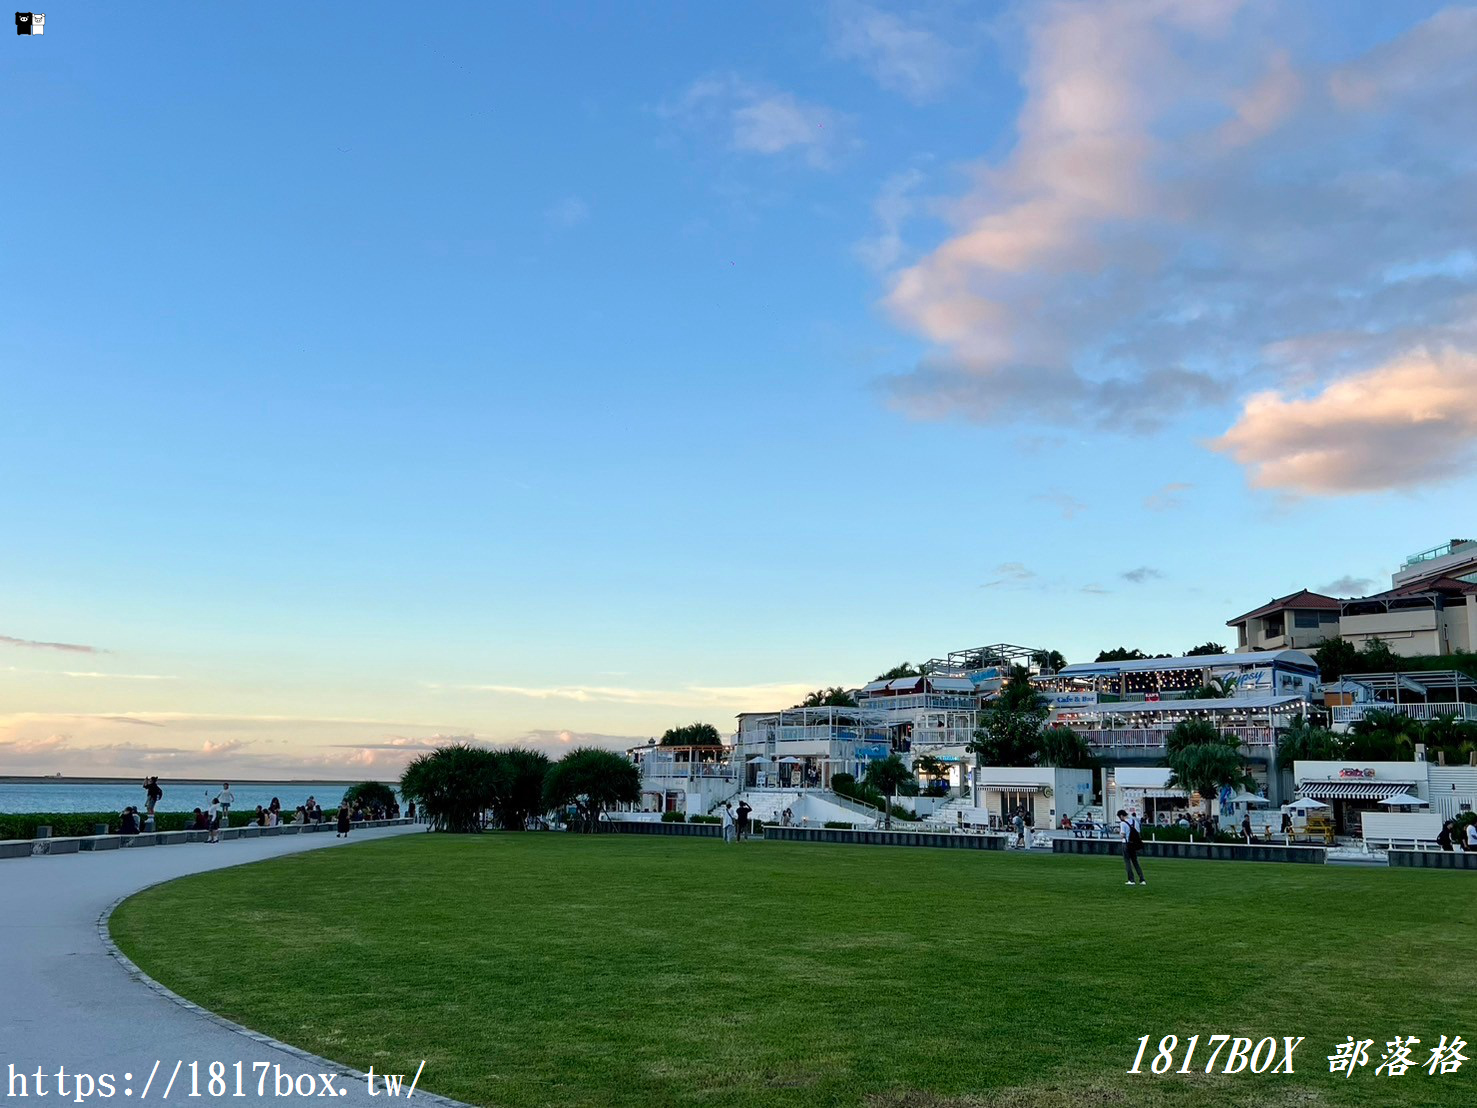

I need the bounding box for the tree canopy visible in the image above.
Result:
[1037,726,1096,769]
[1031,649,1067,673]
[400,743,500,833]
[795,686,859,708]
[542,747,641,832]
[1185,641,1229,657]
[660,722,722,746]
[1095,647,1146,662]
[873,662,922,681]
[863,754,916,829]
[969,665,1049,767]
[342,780,397,813]
[1315,635,1404,681]
[486,748,553,830]
[1164,720,1252,811]
[1275,715,1344,771]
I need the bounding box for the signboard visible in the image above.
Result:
[854,742,891,760]
[1046,692,1098,707]
[1338,767,1376,779]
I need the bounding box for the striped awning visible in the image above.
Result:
[981,782,1046,792]
[1298,780,1417,801]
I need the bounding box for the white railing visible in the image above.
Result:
[856,694,978,712]
[1085,727,1275,749]
[1332,703,1477,723]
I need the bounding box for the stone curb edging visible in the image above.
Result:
[2,819,415,861]
[94,841,473,1108]
[1052,838,1328,863]
[766,826,1008,849]
[1388,848,1477,869]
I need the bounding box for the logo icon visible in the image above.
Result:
[15,12,44,35]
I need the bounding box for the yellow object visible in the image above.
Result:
[1304,815,1335,844]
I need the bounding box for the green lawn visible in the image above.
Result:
[110,835,1474,1108]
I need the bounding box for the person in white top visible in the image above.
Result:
[720,803,736,844]
[218,782,235,827]
[1466,821,1477,851]
[1118,808,1147,886]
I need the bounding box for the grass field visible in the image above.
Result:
[110,835,1475,1108]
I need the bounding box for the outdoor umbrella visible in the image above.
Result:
[1283,797,1330,810]
[1229,790,1271,806]
[1377,792,1427,807]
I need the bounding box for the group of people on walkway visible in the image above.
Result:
[1436,819,1477,852]
[123,780,406,844]
[720,800,753,842]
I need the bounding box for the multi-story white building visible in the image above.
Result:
[1226,539,1477,659]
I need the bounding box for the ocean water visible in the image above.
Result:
[0,781,399,815]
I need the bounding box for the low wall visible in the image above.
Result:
[610,820,721,838]
[0,818,411,861]
[1052,839,1326,864]
[1389,849,1477,869]
[766,826,1006,850]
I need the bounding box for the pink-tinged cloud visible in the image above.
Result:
[873,1,1477,487]
[1,634,100,654]
[1213,349,1477,493]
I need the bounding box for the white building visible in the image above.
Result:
[974,765,1094,830]
[628,741,734,816]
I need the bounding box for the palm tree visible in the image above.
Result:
[1275,714,1344,772]
[863,754,915,830]
[1031,649,1067,673]
[1037,726,1096,769]
[1164,719,1252,815]
[913,754,948,794]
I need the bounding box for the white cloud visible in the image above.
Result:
[855,168,925,273]
[1034,490,1087,520]
[1320,575,1374,597]
[545,195,589,228]
[1213,348,1477,493]
[427,680,815,711]
[665,76,844,168]
[831,2,964,102]
[873,2,1477,491]
[1143,482,1193,511]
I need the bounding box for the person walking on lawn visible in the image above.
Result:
[1119,808,1147,886]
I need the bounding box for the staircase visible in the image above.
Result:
[920,793,981,830]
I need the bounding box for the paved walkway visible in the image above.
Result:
[1,824,466,1105]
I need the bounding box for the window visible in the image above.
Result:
[1293,612,1322,629]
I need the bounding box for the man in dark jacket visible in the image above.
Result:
[736,800,753,841]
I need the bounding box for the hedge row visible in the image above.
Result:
[0,810,348,841]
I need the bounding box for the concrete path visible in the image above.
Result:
[1,825,467,1106]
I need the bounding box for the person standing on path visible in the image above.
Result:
[1466,820,1477,852]
[143,776,162,817]
[207,797,222,843]
[1118,808,1147,886]
[218,782,234,827]
[736,800,752,841]
[720,802,736,844]
[1012,810,1026,849]
[336,804,352,838]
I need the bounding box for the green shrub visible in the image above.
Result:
[687,814,721,824]
[823,821,853,830]
[660,811,686,823]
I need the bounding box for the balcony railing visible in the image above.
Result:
[1086,727,1275,750]
[1332,702,1477,723]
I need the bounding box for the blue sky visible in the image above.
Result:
[4,1,1476,777]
